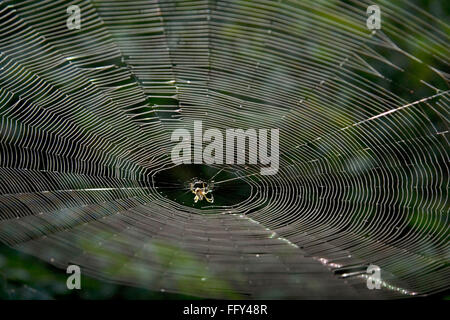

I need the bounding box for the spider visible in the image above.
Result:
[190,180,214,203]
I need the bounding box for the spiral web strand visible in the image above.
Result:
[0,0,448,299]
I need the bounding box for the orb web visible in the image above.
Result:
[0,0,448,298]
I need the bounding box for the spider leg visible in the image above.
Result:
[205,193,214,203]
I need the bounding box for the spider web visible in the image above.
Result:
[0,0,448,299]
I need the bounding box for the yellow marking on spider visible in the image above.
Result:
[190,181,214,203]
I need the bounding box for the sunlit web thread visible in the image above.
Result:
[0,0,448,298]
